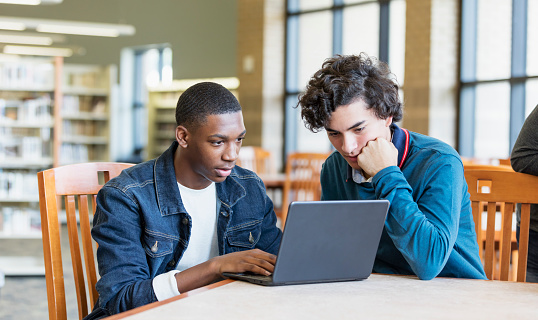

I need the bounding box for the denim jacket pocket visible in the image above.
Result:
[143,231,174,258]
[226,219,262,249]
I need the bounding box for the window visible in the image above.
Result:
[459,0,538,159]
[285,0,406,156]
[132,47,172,160]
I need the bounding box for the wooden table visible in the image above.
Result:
[259,173,286,188]
[105,274,538,319]
[259,173,286,220]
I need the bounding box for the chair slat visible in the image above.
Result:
[517,204,531,282]
[38,170,68,320]
[471,201,482,260]
[79,195,98,308]
[484,202,497,279]
[65,195,88,319]
[499,202,514,280]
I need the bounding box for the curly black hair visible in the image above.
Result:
[176,82,241,129]
[297,53,403,132]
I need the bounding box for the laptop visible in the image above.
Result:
[222,200,389,286]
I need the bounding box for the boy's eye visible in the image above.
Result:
[355,127,364,133]
[328,132,339,137]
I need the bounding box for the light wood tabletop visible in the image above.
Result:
[105,274,538,319]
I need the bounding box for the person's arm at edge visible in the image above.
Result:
[511,105,538,175]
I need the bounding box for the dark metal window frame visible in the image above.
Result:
[458,0,531,157]
[284,0,392,157]
[132,47,166,152]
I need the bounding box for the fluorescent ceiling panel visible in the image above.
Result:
[0,16,135,37]
[0,34,53,45]
[0,30,65,45]
[3,44,73,57]
[0,21,25,31]
[0,0,62,4]
[37,24,120,37]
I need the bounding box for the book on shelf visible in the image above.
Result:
[0,170,39,200]
[0,59,54,90]
[0,128,52,160]
[0,95,53,124]
[0,206,41,235]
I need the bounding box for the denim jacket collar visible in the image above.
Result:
[154,141,246,216]
[346,123,410,181]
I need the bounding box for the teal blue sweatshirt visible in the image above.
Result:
[320,125,487,280]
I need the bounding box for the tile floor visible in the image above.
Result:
[0,225,79,319]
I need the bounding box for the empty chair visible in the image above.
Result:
[38,162,134,320]
[236,146,276,175]
[464,169,538,282]
[280,152,331,226]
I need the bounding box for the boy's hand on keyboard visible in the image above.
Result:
[211,249,276,276]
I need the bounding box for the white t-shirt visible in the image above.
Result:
[152,181,218,301]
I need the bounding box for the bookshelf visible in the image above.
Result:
[146,77,239,160]
[0,56,116,275]
[60,63,116,166]
[0,56,55,242]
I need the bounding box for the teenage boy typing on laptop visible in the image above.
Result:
[297,53,486,280]
[85,82,282,319]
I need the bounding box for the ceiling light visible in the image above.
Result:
[0,30,65,45]
[0,21,25,31]
[0,16,135,37]
[0,0,40,4]
[37,24,120,37]
[0,34,53,45]
[0,0,62,4]
[3,45,73,57]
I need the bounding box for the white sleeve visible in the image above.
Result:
[152,270,181,301]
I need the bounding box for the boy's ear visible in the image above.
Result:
[384,116,393,127]
[176,126,189,148]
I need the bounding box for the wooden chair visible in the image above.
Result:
[280,152,330,226]
[38,162,134,320]
[463,163,516,280]
[498,158,511,166]
[236,146,276,175]
[464,169,538,282]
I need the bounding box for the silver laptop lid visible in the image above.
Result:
[273,200,389,284]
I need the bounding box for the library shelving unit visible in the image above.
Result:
[146,77,239,160]
[0,55,116,275]
[60,63,116,166]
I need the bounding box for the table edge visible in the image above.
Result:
[104,279,234,319]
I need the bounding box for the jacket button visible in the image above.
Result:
[182,218,189,225]
[151,241,158,253]
[221,211,229,217]
[168,260,176,267]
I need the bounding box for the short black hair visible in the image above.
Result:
[297,53,403,132]
[175,82,241,129]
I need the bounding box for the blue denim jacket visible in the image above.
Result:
[88,141,282,317]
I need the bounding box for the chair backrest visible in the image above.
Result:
[38,162,134,320]
[498,158,511,166]
[463,163,514,172]
[464,169,538,282]
[280,152,330,226]
[236,146,276,175]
